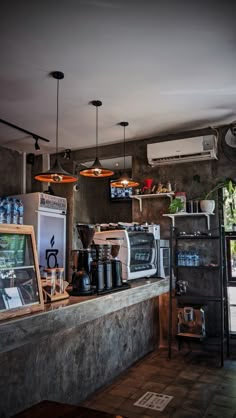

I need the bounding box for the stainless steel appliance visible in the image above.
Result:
[156,239,170,279]
[94,229,157,281]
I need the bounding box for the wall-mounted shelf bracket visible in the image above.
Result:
[163,212,214,230]
[131,193,174,212]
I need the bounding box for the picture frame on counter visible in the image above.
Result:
[0,224,44,320]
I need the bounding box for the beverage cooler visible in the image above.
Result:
[12,193,66,274]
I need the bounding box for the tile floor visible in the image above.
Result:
[81,348,236,418]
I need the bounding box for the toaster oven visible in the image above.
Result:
[93,229,157,281]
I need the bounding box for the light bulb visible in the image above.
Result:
[93,168,102,177]
[121,179,129,187]
[51,173,63,182]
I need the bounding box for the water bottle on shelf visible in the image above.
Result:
[10,198,18,224]
[178,251,183,266]
[17,199,24,225]
[0,198,4,224]
[193,251,200,266]
[3,197,11,224]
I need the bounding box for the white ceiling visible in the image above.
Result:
[1,0,236,155]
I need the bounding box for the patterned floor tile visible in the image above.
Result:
[204,404,236,418]
[82,348,236,418]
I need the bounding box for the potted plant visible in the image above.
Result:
[169,198,185,214]
[200,178,236,214]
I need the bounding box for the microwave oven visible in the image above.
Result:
[93,229,157,281]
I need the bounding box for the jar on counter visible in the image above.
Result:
[44,268,57,296]
[56,268,65,294]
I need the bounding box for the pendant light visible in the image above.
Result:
[34,71,78,183]
[80,100,114,178]
[111,122,139,188]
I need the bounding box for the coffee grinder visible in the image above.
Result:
[90,244,113,292]
[71,224,95,295]
[110,240,123,287]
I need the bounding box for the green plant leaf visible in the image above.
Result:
[169,198,185,214]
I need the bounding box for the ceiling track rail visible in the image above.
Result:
[0,118,50,143]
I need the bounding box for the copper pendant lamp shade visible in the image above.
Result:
[34,71,78,184]
[111,122,139,188]
[80,100,114,178]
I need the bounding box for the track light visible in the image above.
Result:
[34,136,40,151]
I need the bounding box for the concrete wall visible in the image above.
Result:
[0,146,26,196]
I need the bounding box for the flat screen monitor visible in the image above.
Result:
[109,180,132,201]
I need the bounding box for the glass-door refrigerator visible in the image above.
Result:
[12,193,67,275]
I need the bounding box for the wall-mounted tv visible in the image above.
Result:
[109,180,133,201]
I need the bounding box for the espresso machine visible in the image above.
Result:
[71,224,95,295]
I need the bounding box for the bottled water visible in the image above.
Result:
[0,198,4,224]
[10,198,18,224]
[3,197,11,224]
[17,199,24,225]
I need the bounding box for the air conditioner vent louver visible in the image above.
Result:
[147,135,217,166]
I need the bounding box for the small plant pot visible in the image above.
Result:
[200,200,215,214]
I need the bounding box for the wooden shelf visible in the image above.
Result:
[163,212,214,230]
[131,192,174,211]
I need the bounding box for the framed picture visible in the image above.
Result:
[0,224,44,320]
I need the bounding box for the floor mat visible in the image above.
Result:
[133,392,173,412]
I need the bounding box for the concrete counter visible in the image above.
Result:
[0,277,169,417]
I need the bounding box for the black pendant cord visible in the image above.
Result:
[56,78,59,155]
[96,105,98,159]
[123,124,126,171]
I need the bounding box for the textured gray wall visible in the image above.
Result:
[0,146,24,196]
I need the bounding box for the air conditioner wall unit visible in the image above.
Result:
[147,135,217,166]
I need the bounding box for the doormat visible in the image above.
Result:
[134,391,173,412]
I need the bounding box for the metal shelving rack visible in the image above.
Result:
[167,219,229,367]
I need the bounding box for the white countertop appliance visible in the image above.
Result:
[11,193,67,273]
[156,239,170,279]
[94,229,157,281]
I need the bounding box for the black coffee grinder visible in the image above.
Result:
[71,224,95,295]
[91,244,113,292]
[111,241,123,288]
